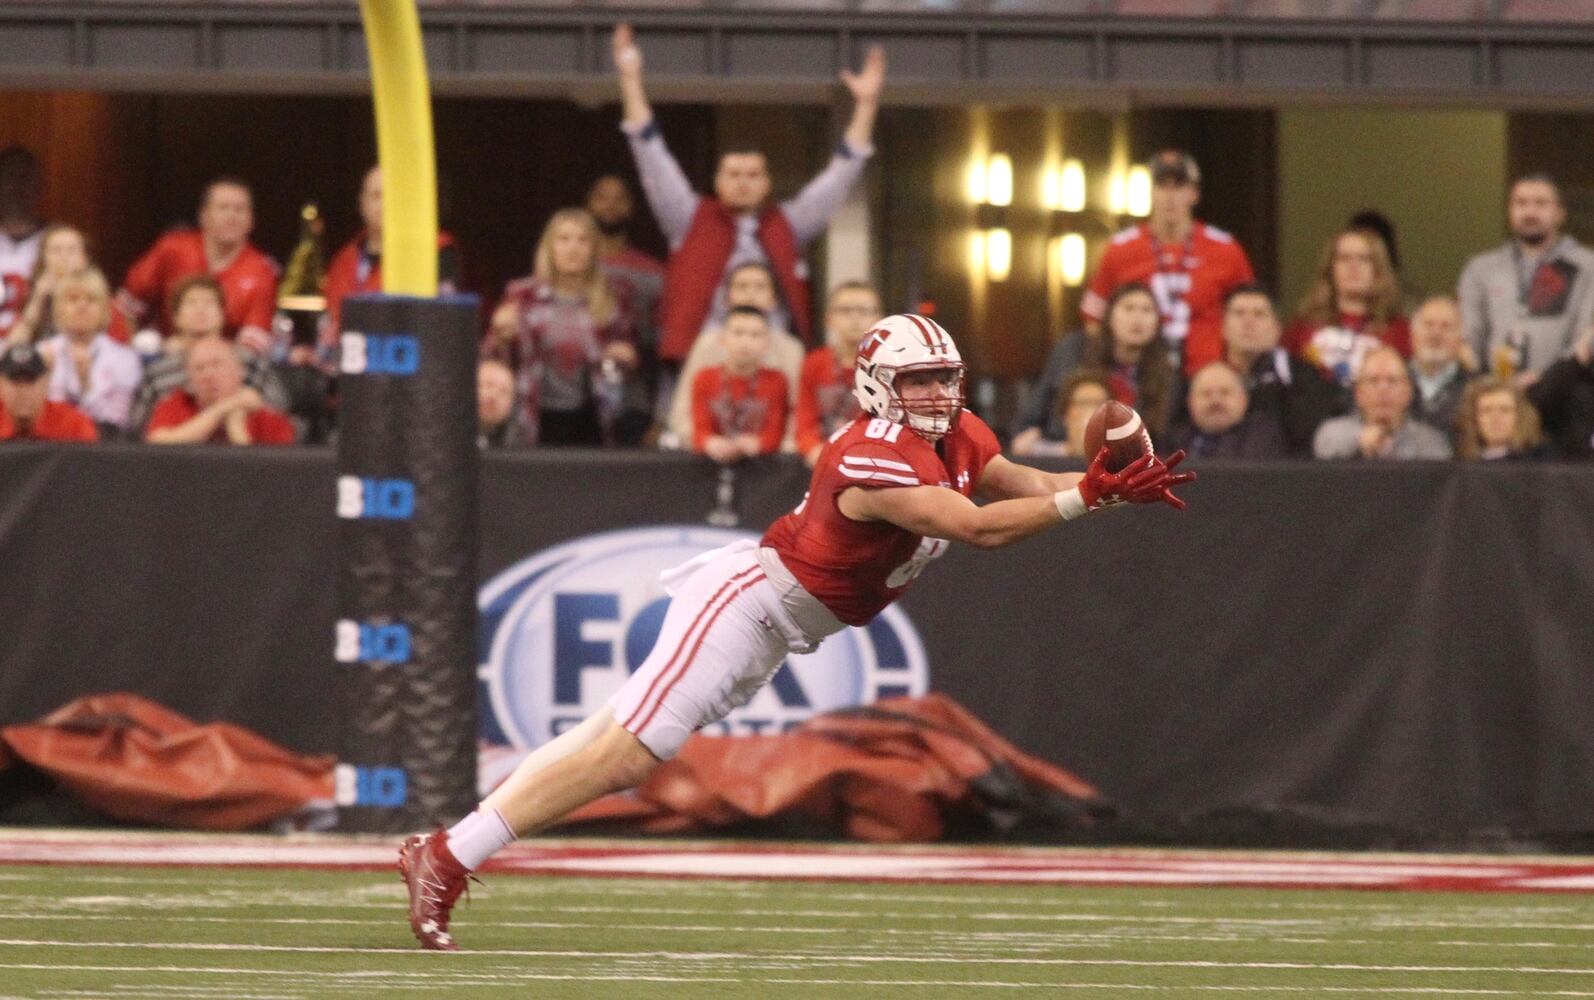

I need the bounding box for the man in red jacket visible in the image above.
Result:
[116,178,281,356]
[611,23,884,387]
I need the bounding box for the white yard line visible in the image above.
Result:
[4,967,1594,997]
[8,911,1594,952]
[3,938,1594,976]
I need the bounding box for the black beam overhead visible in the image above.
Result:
[1,3,1592,107]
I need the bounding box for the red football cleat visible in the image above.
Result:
[398,828,473,951]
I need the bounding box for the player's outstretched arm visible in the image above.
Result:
[840,451,1190,549]
[976,453,1083,501]
[840,484,1063,550]
[980,449,1195,511]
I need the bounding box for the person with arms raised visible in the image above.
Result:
[611,22,884,403]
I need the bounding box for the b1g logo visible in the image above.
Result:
[334,619,412,665]
[333,763,407,808]
[336,476,415,520]
[340,332,420,375]
[476,526,930,784]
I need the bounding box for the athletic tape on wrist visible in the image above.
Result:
[1054,486,1089,521]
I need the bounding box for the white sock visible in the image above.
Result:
[446,807,516,870]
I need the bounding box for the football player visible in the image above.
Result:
[399,314,1194,951]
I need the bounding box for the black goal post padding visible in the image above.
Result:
[335,293,481,832]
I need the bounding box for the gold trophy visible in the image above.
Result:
[277,203,328,357]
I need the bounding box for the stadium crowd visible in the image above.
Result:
[0,26,1591,463]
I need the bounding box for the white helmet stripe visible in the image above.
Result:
[905,314,944,355]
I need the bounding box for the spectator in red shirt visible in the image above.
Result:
[485,208,637,447]
[144,335,295,446]
[1082,150,1255,375]
[322,166,462,364]
[1286,227,1411,390]
[795,282,881,464]
[116,177,280,355]
[691,305,788,463]
[129,275,289,435]
[668,262,806,447]
[0,342,96,443]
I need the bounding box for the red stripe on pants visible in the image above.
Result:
[631,572,767,736]
[619,566,762,732]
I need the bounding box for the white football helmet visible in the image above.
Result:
[853,314,967,441]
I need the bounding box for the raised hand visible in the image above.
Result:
[840,45,887,105]
[611,23,642,78]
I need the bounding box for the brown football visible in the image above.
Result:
[1081,400,1153,472]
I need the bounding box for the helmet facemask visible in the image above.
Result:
[877,363,966,442]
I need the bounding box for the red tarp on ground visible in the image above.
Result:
[559,693,1113,842]
[0,693,334,830]
[0,692,1108,840]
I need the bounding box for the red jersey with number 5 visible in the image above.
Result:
[1081,222,1254,376]
[762,411,1001,626]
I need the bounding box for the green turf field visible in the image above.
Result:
[0,863,1591,998]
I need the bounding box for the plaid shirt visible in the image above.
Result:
[483,276,634,445]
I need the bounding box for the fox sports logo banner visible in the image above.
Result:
[476,526,930,789]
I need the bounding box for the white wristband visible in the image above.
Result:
[1053,486,1089,521]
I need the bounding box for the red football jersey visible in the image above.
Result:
[762,410,1001,626]
[794,345,861,456]
[1082,222,1254,376]
[118,230,280,342]
[691,366,789,454]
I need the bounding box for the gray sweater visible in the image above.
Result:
[1313,413,1453,460]
[1457,236,1594,376]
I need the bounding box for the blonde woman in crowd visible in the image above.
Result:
[1455,376,1551,461]
[1286,227,1410,389]
[485,208,636,446]
[6,225,127,344]
[37,267,140,435]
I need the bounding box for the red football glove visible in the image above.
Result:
[1079,448,1196,511]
